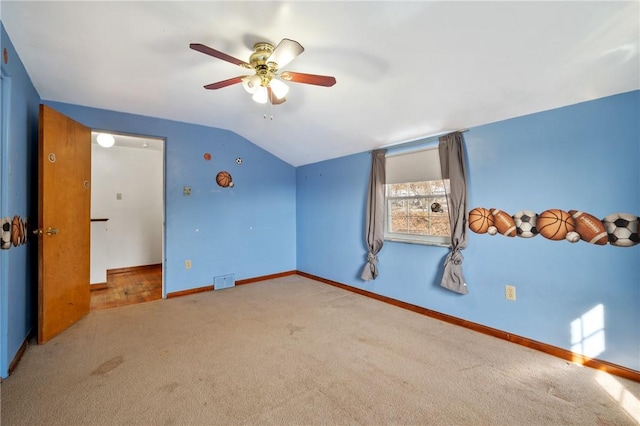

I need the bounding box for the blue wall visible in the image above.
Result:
[44,101,297,295]
[297,91,640,371]
[0,23,40,378]
[1,20,296,378]
[2,18,638,377]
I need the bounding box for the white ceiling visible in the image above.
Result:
[2,1,638,167]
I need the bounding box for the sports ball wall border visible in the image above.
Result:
[1,215,29,250]
[468,208,639,248]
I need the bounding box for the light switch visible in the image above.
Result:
[116,193,122,200]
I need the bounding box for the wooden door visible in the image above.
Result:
[37,104,91,344]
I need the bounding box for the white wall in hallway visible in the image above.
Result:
[90,141,163,283]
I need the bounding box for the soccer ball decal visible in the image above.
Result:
[513,210,539,238]
[1,217,10,250]
[603,213,639,247]
[235,157,243,165]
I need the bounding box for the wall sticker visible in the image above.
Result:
[468,207,639,247]
[215,171,234,188]
[1,216,29,250]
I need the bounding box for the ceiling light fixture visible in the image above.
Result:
[190,38,336,106]
[269,79,289,99]
[97,133,115,148]
[252,86,269,104]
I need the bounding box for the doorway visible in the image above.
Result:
[89,131,165,310]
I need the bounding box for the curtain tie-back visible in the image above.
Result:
[361,251,379,281]
[446,248,464,266]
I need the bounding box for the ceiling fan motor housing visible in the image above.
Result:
[250,43,278,86]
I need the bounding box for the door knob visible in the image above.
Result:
[45,227,60,236]
[33,227,60,235]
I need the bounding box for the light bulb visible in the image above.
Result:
[270,79,289,99]
[252,86,268,104]
[242,75,261,94]
[97,133,115,148]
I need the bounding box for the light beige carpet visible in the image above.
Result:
[1,275,638,425]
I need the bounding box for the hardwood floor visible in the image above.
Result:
[90,264,162,311]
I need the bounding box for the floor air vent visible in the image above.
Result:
[214,274,235,290]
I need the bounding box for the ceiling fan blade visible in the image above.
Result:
[267,87,286,105]
[268,39,304,69]
[279,72,336,87]
[190,43,250,68]
[204,76,245,90]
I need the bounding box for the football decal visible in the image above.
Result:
[490,208,516,237]
[568,210,608,245]
[537,209,575,241]
[603,213,639,247]
[468,207,494,234]
[513,210,539,238]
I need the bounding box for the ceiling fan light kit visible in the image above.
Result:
[190,38,336,105]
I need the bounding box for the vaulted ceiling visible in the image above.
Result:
[2,1,638,166]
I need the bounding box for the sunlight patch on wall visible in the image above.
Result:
[595,371,640,423]
[571,304,605,359]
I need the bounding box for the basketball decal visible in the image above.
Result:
[203,152,212,161]
[568,210,608,245]
[11,216,21,246]
[490,208,517,237]
[468,208,494,234]
[536,209,575,241]
[216,171,234,188]
[470,207,638,248]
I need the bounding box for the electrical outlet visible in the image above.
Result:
[505,285,516,301]
[185,260,192,269]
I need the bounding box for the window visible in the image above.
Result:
[384,146,451,246]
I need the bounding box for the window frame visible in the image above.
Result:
[383,145,452,247]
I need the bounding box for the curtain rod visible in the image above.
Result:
[380,129,469,151]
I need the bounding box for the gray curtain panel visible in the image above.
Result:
[438,132,469,294]
[361,149,387,281]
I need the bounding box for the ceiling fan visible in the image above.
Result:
[190,38,336,105]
